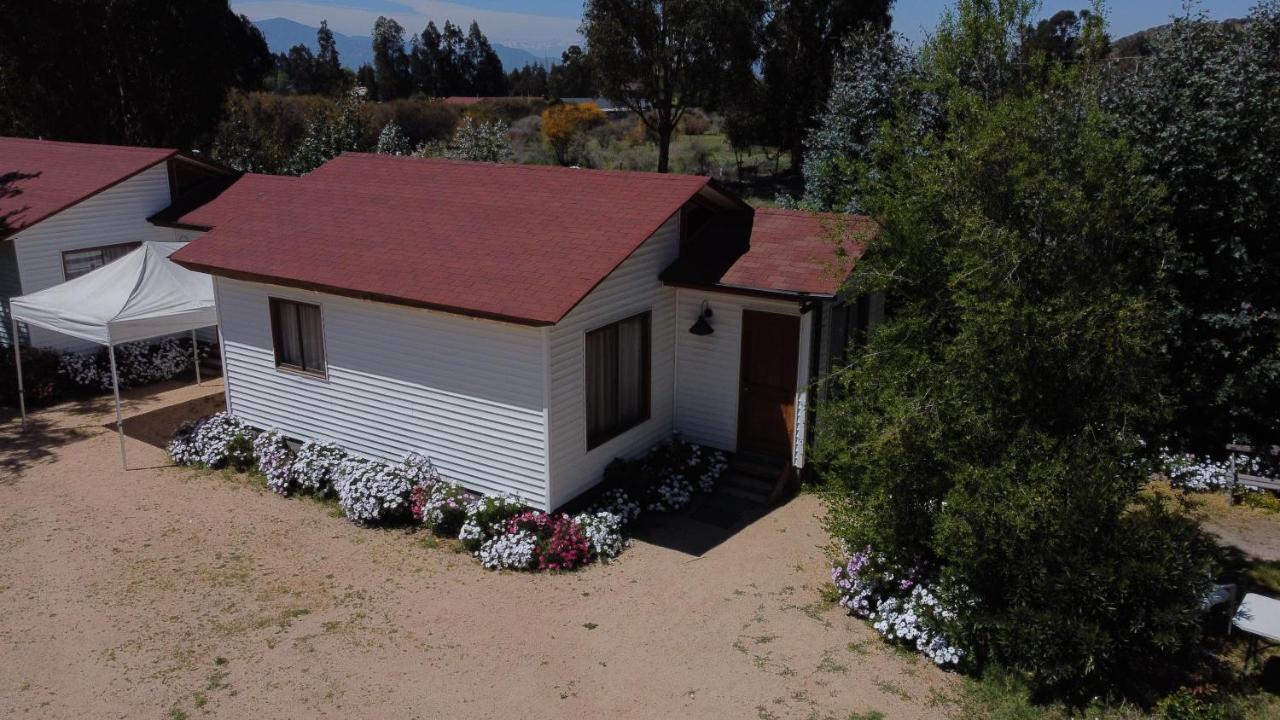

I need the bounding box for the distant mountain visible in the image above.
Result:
[253,17,553,73]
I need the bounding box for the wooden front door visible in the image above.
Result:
[737,310,800,460]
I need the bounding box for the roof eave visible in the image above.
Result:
[147,217,212,232]
[661,278,837,302]
[172,261,558,328]
[2,150,179,241]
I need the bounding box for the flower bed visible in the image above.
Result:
[169,415,730,572]
[2,337,210,410]
[598,434,729,515]
[60,337,208,390]
[1161,451,1278,493]
[831,546,968,668]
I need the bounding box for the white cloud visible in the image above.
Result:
[233,0,581,48]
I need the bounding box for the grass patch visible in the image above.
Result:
[873,678,911,701]
[817,652,849,674]
[949,667,1280,720]
[1239,491,1280,515]
[582,622,598,630]
[848,712,886,720]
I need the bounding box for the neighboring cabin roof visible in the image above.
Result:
[0,136,176,240]
[149,173,299,231]
[170,153,720,326]
[661,208,871,300]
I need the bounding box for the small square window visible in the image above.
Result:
[269,298,326,376]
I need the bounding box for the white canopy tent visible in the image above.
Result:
[9,241,218,468]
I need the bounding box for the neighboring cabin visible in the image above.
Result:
[3,136,877,511]
[0,137,232,349]
[171,154,878,510]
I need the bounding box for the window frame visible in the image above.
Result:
[584,310,652,450]
[268,297,328,379]
[60,241,142,281]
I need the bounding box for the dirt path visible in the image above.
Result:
[1192,491,1280,563]
[0,382,956,720]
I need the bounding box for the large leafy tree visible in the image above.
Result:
[465,21,507,96]
[547,46,595,98]
[814,0,1215,699]
[761,0,893,171]
[582,0,763,172]
[411,22,445,96]
[507,64,550,97]
[411,20,492,97]
[1106,3,1280,452]
[795,27,907,212]
[371,16,411,101]
[313,20,347,95]
[0,0,270,148]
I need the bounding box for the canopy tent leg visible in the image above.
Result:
[108,344,126,470]
[191,329,201,386]
[11,316,25,431]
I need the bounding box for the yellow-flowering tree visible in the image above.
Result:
[541,102,605,165]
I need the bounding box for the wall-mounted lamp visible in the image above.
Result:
[688,300,714,336]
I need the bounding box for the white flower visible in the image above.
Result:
[168,412,255,468]
[253,428,294,494]
[574,511,626,561]
[477,530,536,570]
[334,456,414,525]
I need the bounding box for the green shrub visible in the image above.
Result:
[1156,688,1241,720]
[812,0,1218,702]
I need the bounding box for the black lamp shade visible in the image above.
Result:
[689,303,714,335]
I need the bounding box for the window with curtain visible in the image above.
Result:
[61,242,141,280]
[585,311,650,448]
[269,298,326,376]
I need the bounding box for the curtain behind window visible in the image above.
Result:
[299,303,324,371]
[586,313,648,447]
[616,316,644,423]
[275,302,303,367]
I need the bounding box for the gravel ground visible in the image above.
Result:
[0,380,957,720]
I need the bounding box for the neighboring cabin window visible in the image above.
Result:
[269,298,326,376]
[61,242,141,280]
[585,311,651,449]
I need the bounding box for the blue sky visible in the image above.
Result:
[233,0,1258,50]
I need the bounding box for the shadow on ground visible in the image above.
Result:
[0,416,92,480]
[0,379,223,478]
[106,391,224,449]
[633,490,784,556]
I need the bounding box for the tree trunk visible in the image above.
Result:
[657,122,673,173]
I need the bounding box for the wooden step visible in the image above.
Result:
[718,471,774,505]
[731,455,787,481]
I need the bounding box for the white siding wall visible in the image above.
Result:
[545,215,681,509]
[673,289,805,456]
[216,277,552,507]
[11,163,175,350]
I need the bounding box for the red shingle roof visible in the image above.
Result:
[171,154,714,325]
[661,208,871,299]
[724,208,869,295]
[1,136,175,240]
[149,173,298,231]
